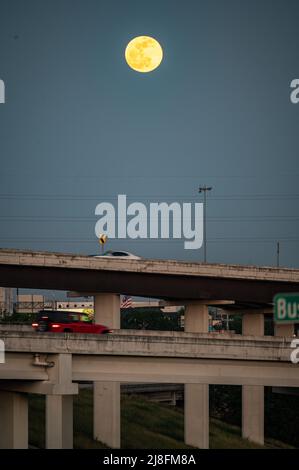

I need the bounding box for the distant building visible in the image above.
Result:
[55,299,181,314]
[55,301,94,311]
[16,294,48,314]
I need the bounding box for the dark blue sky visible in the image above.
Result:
[0,0,299,267]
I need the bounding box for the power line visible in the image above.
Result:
[1,173,299,179]
[0,193,299,201]
[0,215,299,222]
[0,237,298,244]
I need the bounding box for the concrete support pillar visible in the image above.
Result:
[46,395,73,449]
[93,293,120,448]
[185,384,209,448]
[242,311,264,445]
[242,385,264,445]
[0,391,28,449]
[94,293,120,329]
[184,303,209,333]
[184,302,209,448]
[242,312,264,336]
[45,354,75,449]
[94,382,120,448]
[274,323,294,337]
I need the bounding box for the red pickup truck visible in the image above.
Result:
[32,310,111,334]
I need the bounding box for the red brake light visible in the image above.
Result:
[51,324,60,328]
[32,323,38,327]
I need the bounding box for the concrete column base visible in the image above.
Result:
[94,382,120,448]
[0,391,28,448]
[94,293,120,329]
[184,304,209,333]
[242,385,264,446]
[243,313,264,336]
[46,395,73,449]
[274,323,294,337]
[184,383,209,449]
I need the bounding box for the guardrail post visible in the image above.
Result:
[242,311,264,445]
[184,302,209,449]
[93,293,120,448]
[0,391,28,448]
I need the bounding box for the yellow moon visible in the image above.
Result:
[125,36,163,73]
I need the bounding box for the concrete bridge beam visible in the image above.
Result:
[93,293,121,448]
[0,391,28,448]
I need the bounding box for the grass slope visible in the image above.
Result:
[28,390,293,449]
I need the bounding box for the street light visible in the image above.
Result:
[198,186,213,263]
[276,241,280,267]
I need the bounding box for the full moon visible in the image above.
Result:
[125,36,163,73]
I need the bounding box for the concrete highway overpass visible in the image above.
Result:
[0,248,298,449]
[0,327,298,450]
[0,329,297,387]
[0,248,299,304]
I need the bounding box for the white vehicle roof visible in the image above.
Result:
[93,250,141,260]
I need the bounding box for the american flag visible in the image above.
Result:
[121,295,133,309]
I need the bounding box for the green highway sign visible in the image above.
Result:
[274,293,299,323]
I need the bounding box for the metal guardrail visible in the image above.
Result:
[121,383,184,404]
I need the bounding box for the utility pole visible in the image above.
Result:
[15,287,19,314]
[276,241,280,267]
[198,185,213,263]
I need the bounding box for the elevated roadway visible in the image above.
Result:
[0,249,298,449]
[0,330,297,387]
[0,248,299,303]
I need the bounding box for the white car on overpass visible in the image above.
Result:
[93,250,141,260]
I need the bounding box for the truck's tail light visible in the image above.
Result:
[51,324,60,328]
[32,323,38,327]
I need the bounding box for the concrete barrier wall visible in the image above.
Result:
[0,325,32,332]
[0,329,294,362]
